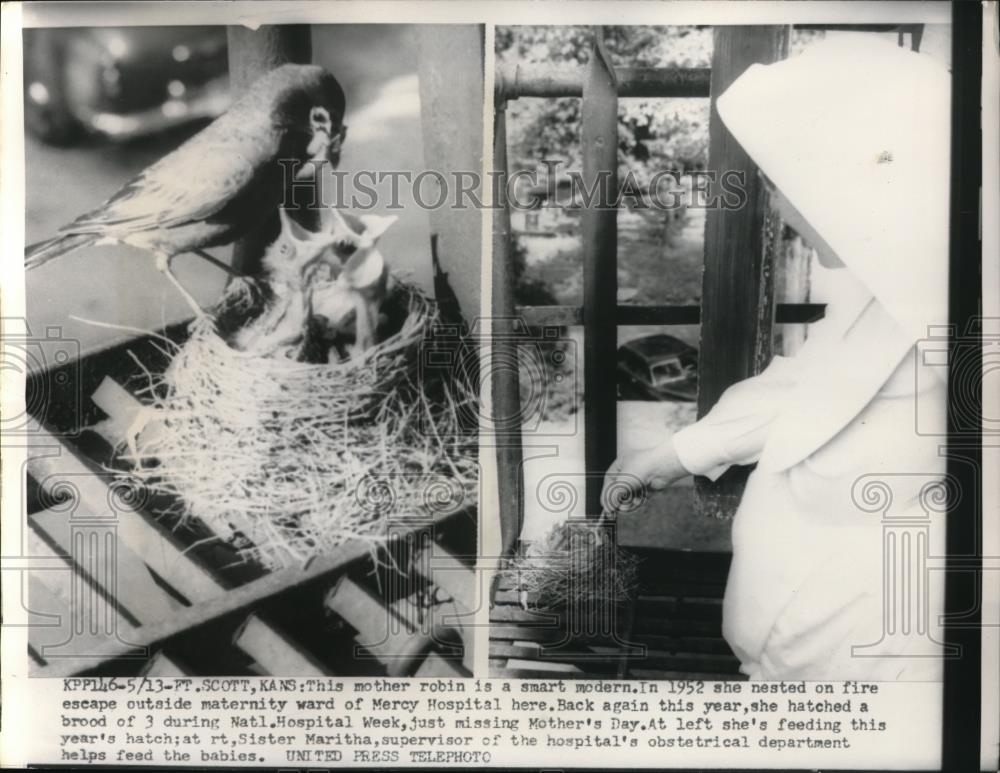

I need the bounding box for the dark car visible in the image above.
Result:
[617,334,698,402]
[24,26,229,145]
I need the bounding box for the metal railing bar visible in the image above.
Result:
[515,303,826,327]
[496,64,711,100]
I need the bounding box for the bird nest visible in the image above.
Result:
[504,520,640,612]
[117,280,478,571]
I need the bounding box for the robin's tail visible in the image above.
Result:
[25,233,97,270]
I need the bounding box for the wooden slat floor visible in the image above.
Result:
[490,548,746,681]
[24,329,479,677]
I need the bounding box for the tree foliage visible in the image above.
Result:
[496,26,713,184]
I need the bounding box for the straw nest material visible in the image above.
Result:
[117,279,478,571]
[504,520,640,612]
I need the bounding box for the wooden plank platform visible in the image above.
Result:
[27,429,226,605]
[233,614,329,676]
[30,506,185,623]
[490,549,745,681]
[23,347,478,677]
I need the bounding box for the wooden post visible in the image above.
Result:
[415,26,484,322]
[695,26,788,519]
[581,29,619,516]
[226,25,312,275]
[491,99,524,563]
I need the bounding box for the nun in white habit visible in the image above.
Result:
[603,36,951,681]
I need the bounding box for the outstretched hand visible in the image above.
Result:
[601,434,690,516]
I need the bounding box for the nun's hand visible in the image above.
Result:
[601,435,689,515]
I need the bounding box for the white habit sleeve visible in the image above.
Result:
[672,355,801,481]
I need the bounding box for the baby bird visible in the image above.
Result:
[24,64,347,316]
[312,209,397,359]
[229,208,338,358]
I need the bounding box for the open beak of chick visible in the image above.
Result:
[275,208,341,276]
[312,211,397,357]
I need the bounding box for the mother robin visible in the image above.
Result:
[25,63,346,315]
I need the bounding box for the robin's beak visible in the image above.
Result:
[306,127,330,159]
[325,125,346,165]
[305,124,346,164]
